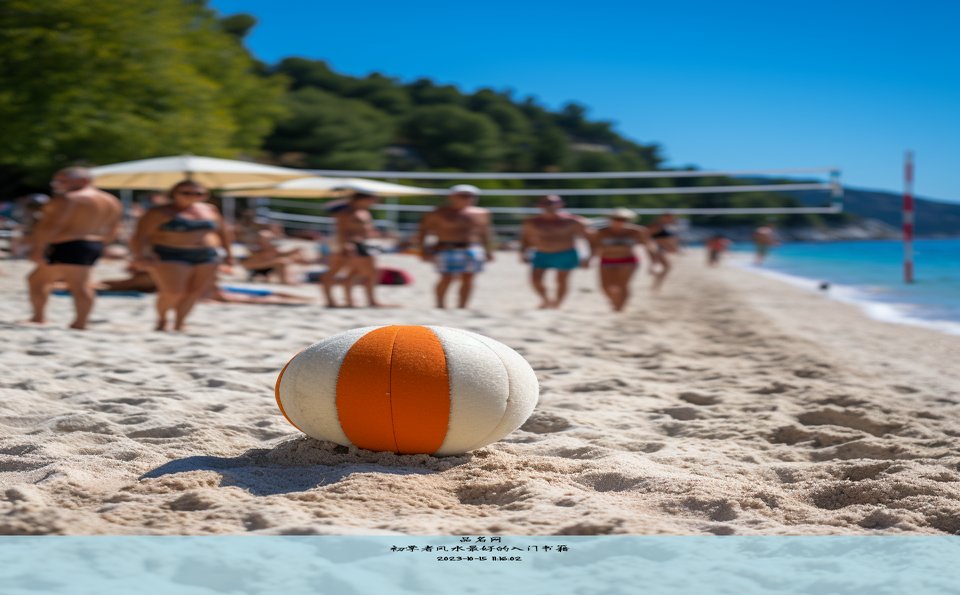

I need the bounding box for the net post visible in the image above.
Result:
[829,169,844,213]
[903,151,915,284]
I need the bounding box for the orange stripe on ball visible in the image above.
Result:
[337,326,401,452]
[390,326,450,454]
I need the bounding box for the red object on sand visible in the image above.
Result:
[378,268,412,285]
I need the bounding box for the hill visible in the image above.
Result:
[791,187,960,238]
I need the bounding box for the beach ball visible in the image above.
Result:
[275,326,539,455]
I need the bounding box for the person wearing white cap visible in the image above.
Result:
[416,184,494,308]
[519,195,593,309]
[589,208,657,312]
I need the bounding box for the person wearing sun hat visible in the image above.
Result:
[589,207,657,312]
[416,184,495,308]
[519,195,593,309]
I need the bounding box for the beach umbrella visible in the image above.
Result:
[223,176,434,198]
[90,155,309,190]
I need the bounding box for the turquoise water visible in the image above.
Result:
[736,239,960,331]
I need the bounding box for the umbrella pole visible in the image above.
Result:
[119,189,133,224]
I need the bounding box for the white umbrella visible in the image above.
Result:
[90,155,309,190]
[223,176,434,198]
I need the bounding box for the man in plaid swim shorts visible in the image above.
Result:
[435,244,487,274]
[417,185,495,308]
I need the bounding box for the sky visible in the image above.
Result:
[210,0,959,201]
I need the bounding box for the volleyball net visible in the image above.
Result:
[245,166,843,236]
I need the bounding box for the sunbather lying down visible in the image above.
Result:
[207,285,313,305]
[56,270,313,306]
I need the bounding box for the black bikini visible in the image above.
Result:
[154,213,220,265]
[158,215,218,233]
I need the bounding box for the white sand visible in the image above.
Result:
[1,251,958,535]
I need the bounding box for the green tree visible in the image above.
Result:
[274,57,353,94]
[348,73,412,115]
[264,88,393,169]
[0,0,287,185]
[407,79,464,106]
[402,105,502,170]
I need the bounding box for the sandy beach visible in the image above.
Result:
[1,251,958,536]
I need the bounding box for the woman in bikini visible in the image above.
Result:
[130,180,233,331]
[590,208,656,312]
[647,212,680,292]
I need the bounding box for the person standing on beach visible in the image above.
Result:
[519,195,592,309]
[647,212,680,292]
[130,180,233,331]
[321,192,387,308]
[417,184,494,309]
[705,234,731,267]
[26,167,122,330]
[590,208,656,312]
[753,223,778,265]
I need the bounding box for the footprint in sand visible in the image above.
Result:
[550,445,613,460]
[891,385,920,394]
[521,411,573,434]
[768,425,856,448]
[808,478,940,511]
[660,407,702,421]
[168,492,217,512]
[104,397,150,406]
[576,471,644,493]
[834,462,894,482]
[809,439,921,462]
[52,415,117,435]
[570,379,628,393]
[678,391,720,406]
[751,381,796,395]
[126,425,192,439]
[622,441,665,453]
[797,408,902,437]
[0,444,41,456]
[227,366,277,374]
[456,481,530,507]
[0,457,49,473]
[556,519,624,535]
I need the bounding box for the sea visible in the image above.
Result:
[732,239,960,335]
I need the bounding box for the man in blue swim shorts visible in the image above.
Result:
[417,185,495,308]
[520,195,593,309]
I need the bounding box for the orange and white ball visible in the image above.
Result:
[275,325,539,455]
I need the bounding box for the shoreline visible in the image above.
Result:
[1,251,958,535]
[731,256,960,337]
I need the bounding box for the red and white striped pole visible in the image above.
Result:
[903,151,915,284]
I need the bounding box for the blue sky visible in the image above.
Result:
[210,0,959,201]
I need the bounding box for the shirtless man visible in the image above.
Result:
[519,195,592,309]
[27,167,122,329]
[322,192,384,307]
[417,184,494,309]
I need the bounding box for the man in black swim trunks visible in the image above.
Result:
[27,167,122,329]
